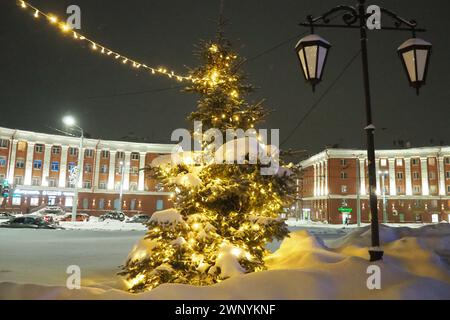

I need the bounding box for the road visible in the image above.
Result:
[0,226,351,289]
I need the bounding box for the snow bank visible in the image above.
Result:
[2,224,450,299]
[60,220,146,231]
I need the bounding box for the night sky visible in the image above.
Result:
[0,0,449,155]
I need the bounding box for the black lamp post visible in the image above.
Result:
[295,0,431,262]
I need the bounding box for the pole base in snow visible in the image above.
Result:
[369,249,384,262]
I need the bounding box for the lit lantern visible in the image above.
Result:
[397,38,432,94]
[295,34,331,91]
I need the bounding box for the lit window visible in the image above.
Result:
[396,158,403,166]
[30,197,39,206]
[12,195,21,206]
[341,185,347,193]
[33,160,42,170]
[0,156,6,167]
[51,161,59,171]
[17,141,26,152]
[156,199,164,210]
[65,197,73,207]
[98,198,105,209]
[380,159,387,167]
[68,162,76,171]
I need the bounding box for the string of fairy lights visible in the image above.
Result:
[16,0,196,83]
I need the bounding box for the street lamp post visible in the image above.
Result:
[63,116,84,222]
[295,0,431,261]
[118,161,129,212]
[379,170,389,224]
[355,155,361,227]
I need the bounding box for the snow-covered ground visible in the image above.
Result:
[59,219,147,231]
[1,223,450,299]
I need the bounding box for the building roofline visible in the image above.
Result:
[300,146,450,166]
[0,126,176,153]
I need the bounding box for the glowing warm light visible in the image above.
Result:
[15,1,197,84]
[126,274,145,289]
[60,23,70,33]
[48,15,58,24]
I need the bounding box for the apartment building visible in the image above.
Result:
[0,126,175,215]
[300,147,450,224]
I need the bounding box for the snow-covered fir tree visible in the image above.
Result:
[120,35,299,292]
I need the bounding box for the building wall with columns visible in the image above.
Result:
[300,147,450,224]
[0,126,175,216]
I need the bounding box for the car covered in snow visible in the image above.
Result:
[0,216,61,229]
[33,205,66,216]
[98,211,128,222]
[126,213,151,224]
[57,213,90,222]
[0,212,15,221]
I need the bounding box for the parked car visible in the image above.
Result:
[98,211,127,222]
[57,213,90,222]
[0,212,14,221]
[34,206,65,216]
[0,216,60,229]
[127,214,151,224]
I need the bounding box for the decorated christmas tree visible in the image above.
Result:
[120,33,299,293]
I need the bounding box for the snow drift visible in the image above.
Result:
[1,224,450,299]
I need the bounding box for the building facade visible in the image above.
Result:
[299,147,450,224]
[0,126,175,216]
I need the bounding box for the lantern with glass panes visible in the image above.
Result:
[295,34,331,92]
[397,37,432,95]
